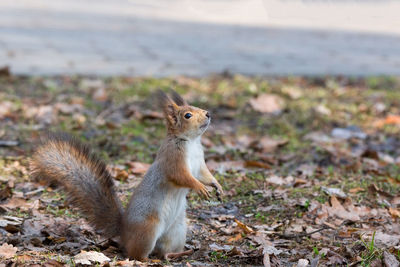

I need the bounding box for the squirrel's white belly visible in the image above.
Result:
[160,187,188,233]
[185,137,204,179]
[158,138,203,234]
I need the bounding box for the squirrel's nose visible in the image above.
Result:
[206,112,210,118]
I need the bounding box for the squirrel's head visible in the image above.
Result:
[157,90,210,139]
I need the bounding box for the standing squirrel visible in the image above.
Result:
[30,90,224,260]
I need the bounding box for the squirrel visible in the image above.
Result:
[30,90,224,260]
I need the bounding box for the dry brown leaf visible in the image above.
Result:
[245,161,271,169]
[55,103,83,115]
[0,197,39,211]
[0,101,13,119]
[374,232,400,247]
[42,260,65,267]
[386,177,400,186]
[368,184,393,198]
[374,115,400,128]
[251,136,288,153]
[234,219,254,234]
[383,251,399,267]
[0,243,18,259]
[281,86,302,99]
[92,87,108,102]
[0,185,12,201]
[293,178,308,187]
[327,196,361,222]
[128,162,150,175]
[206,160,244,172]
[227,233,243,243]
[349,187,365,193]
[249,94,284,114]
[74,251,110,265]
[266,175,293,186]
[209,243,233,251]
[388,207,400,218]
[115,169,129,181]
[392,197,400,206]
[0,66,10,77]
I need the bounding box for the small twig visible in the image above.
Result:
[263,253,271,267]
[275,226,327,239]
[0,140,18,147]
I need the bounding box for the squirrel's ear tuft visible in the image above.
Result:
[156,90,179,126]
[170,89,186,106]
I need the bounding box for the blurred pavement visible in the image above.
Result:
[1,0,400,76]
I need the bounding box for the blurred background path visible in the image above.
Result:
[1,0,400,76]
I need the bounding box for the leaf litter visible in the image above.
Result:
[0,75,399,266]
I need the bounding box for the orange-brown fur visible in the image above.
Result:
[157,136,210,198]
[122,212,160,260]
[30,90,223,260]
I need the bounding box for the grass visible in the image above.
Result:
[359,232,383,266]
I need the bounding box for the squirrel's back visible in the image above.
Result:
[30,133,123,237]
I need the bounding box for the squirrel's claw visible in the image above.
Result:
[211,182,224,200]
[196,183,211,199]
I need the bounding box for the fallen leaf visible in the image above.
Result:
[374,232,400,247]
[388,207,400,218]
[209,243,233,252]
[281,86,302,99]
[74,251,110,265]
[349,187,364,193]
[266,175,285,186]
[326,196,361,222]
[383,251,399,267]
[374,115,400,128]
[293,178,308,187]
[55,103,83,115]
[0,216,23,233]
[245,161,271,169]
[321,187,347,199]
[297,259,309,267]
[207,160,244,173]
[315,104,331,116]
[368,184,393,198]
[36,105,56,125]
[0,198,39,211]
[227,233,243,243]
[327,254,345,265]
[92,87,108,102]
[0,185,12,200]
[42,260,64,267]
[234,219,254,234]
[127,162,150,175]
[331,126,367,140]
[115,169,129,181]
[0,101,14,119]
[249,94,284,114]
[251,136,287,153]
[392,197,400,207]
[386,177,400,186]
[0,140,18,147]
[0,243,18,259]
[0,66,11,77]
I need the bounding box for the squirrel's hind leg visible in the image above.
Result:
[154,211,187,257]
[122,218,160,261]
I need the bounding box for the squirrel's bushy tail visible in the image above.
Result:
[31,133,123,237]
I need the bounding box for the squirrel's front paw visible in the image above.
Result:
[195,183,211,199]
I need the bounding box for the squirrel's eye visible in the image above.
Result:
[184,113,192,119]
